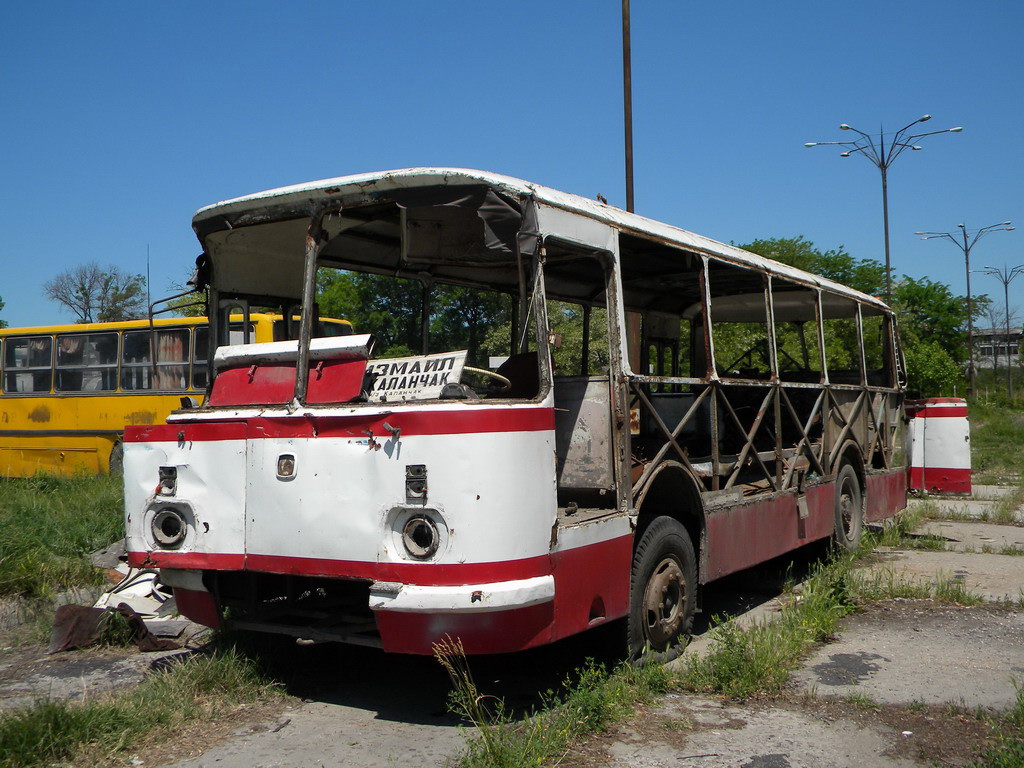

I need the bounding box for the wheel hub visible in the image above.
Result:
[643,556,685,647]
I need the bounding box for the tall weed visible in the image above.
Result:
[0,474,123,599]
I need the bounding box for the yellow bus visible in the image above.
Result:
[0,313,352,477]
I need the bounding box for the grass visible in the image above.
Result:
[435,636,671,768]
[679,549,859,699]
[0,474,124,600]
[969,401,1024,485]
[0,642,281,768]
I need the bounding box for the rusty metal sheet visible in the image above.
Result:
[554,376,614,490]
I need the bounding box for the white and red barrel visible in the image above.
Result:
[906,397,971,495]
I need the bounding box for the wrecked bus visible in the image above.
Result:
[124,169,907,660]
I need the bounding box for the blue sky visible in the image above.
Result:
[2,1,1021,327]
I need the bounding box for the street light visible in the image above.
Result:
[977,263,1024,401]
[916,221,1015,395]
[805,115,963,303]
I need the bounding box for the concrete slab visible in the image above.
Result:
[973,485,1017,501]
[164,700,463,768]
[863,548,1024,602]
[792,601,1024,710]
[606,696,921,768]
[914,520,1024,553]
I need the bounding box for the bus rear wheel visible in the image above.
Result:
[627,516,696,663]
[833,463,863,551]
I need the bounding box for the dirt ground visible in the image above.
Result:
[2,498,1023,767]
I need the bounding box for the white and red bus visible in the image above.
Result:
[124,169,907,660]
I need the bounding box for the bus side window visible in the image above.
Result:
[2,336,53,393]
[57,333,118,392]
[154,329,190,390]
[121,331,152,390]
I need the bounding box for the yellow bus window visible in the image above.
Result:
[56,333,118,392]
[121,329,191,391]
[2,336,53,393]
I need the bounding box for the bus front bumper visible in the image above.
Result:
[369,574,556,655]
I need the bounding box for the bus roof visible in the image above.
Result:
[0,314,351,337]
[193,167,890,313]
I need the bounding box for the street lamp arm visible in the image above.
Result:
[906,127,964,141]
[917,232,963,249]
[896,114,931,135]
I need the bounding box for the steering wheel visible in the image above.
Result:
[461,366,512,393]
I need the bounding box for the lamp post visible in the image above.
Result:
[978,264,1024,401]
[916,222,1015,396]
[805,115,963,303]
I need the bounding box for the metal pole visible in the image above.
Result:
[1006,279,1013,401]
[621,0,634,213]
[963,228,976,396]
[880,164,892,303]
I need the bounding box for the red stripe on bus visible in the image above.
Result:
[126,408,555,442]
[127,551,246,570]
[124,422,247,443]
[127,549,553,586]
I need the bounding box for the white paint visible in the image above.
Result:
[124,437,248,559]
[213,334,374,370]
[368,575,554,613]
[908,400,971,474]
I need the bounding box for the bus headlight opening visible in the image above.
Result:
[151,507,188,549]
[402,514,440,559]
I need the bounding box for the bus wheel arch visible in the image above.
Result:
[833,441,865,551]
[633,460,705,555]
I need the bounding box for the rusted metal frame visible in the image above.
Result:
[699,256,721,489]
[779,387,827,488]
[580,304,592,376]
[630,374,712,386]
[864,390,894,469]
[581,243,631,513]
[629,381,709,498]
[814,290,833,473]
[294,207,330,406]
[827,389,867,469]
[765,275,783,488]
[716,385,778,491]
[856,303,868,387]
[419,281,432,355]
[723,386,777,490]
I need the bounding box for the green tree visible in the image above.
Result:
[0,295,7,328]
[741,236,980,397]
[43,263,147,323]
[741,236,886,296]
[317,271,512,364]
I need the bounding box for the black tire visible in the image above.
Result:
[833,463,863,551]
[627,516,696,663]
[109,441,124,477]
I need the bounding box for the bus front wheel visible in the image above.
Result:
[627,516,696,663]
[833,463,863,551]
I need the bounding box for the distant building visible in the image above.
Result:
[973,326,1022,368]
